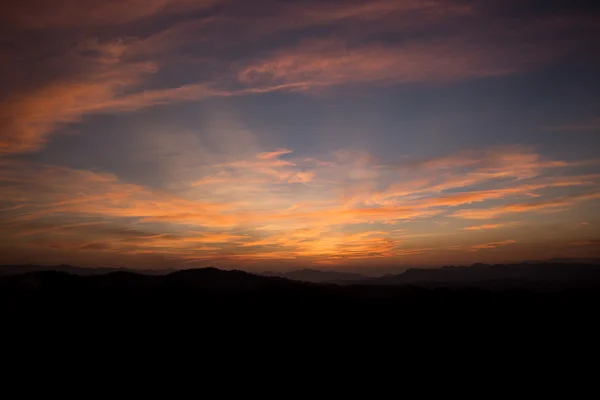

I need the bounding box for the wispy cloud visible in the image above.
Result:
[2,0,593,155]
[464,224,504,231]
[1,143,598,265]
[1,0,599,266]
[570,240,600,247]
[544,118,600,132]
[0,37,229,154]
[0,0,222,30]
[469,240,517,252]
[452,192,600,220]
[237,36,554,90]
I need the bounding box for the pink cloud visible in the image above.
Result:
[1,0,222,30]
[257,148,293,160]
[238,36,559,89]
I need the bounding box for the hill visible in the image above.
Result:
[347,262,600,290]
[2,265,600,340]
[261,268,369,283]
[0,264,173,277]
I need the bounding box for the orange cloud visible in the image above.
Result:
[234,227,404,263]
[397,145,573,177]
[373,147,598,208]
[0,42,230,155]
[3,0,594,160]
[1,142,599,266]
[0,159,236,227]
[452,192,600,220]
[469,240,517,252]
[0,37,301,155]
[570,241,600,246]
[464,224,503,231]
[288,171,316,184]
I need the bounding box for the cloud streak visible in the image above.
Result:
[0,144,598,266]
[2,0,596,154]
[1,0,599,267]
[238,36,556,89]
[469,240,517,252]
[0,0,222,30]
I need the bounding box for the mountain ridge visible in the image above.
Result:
[260,268,369,283]
[2,262,600,291]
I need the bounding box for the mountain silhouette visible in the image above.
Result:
[0,264,174,277]
[2,264,600,338]
[3,262,600,290]
[343,262,600,290]
[261,268,368,283]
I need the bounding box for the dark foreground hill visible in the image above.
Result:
[2,264,600,328]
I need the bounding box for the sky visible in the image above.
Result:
[0,0,599,273]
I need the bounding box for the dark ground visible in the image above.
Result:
[3,265,600,326]
[2,265,599,365]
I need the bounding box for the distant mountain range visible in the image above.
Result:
[260,269,369,283]
[0,264,174,277]
[338,261,600,290]
[4,264,600,340]
[522,258,600,264]
[2,260,600,290]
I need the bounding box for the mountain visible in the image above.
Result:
[3,265,600,344]
[350,262,600,290]
[2,266,600,318]
[0,267,302,293]
[5,262,600,289]
[523,258,600,265]
[261,268,368,283]
[0,264,174,277]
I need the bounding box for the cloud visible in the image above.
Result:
[0,159,235,227]
[0,0,222,30]
[469,240,517,252]
[288,171,316,184]
[281,0,472,26]
[464,224,504,231]
[570,240,600,246]
[2,0,596,156]
[452,192,600,220]
[257,148,293,160]
[371,147,599,209]
[394,145,572,176]
[1,143,599,266]
[0,37,320,155]
[130,0,472,57]
[544,118,600,132]
[0,35,235,154]
[237,35,559,89]
[230,227,406,263]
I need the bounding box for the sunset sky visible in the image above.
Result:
[1,0,599,273]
